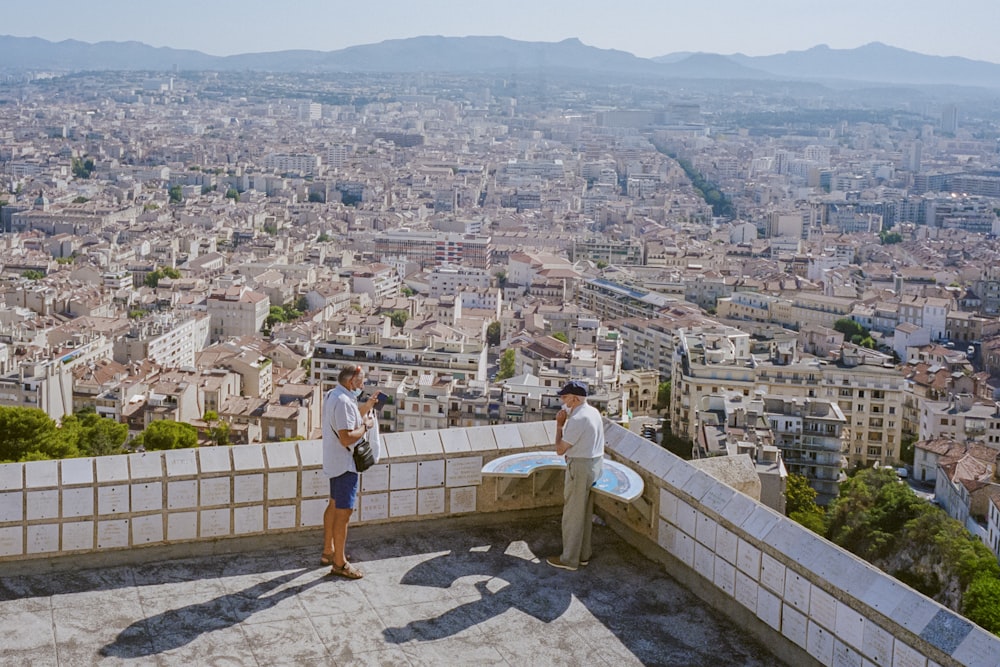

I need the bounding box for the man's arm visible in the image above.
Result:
[555,410,571,455]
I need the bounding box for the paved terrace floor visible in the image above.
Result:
[0,513,782,666]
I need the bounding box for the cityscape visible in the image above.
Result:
[4,29,1000,663]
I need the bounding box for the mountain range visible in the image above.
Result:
[2,34,1000,89]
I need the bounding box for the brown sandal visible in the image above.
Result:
[329,561,363,579]
[320,554,334,566]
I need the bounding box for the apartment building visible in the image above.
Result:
[114,312,211,369]
[375,230,492,270]
[206,286,270,342]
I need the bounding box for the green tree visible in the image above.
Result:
[137,420,198,451]
[63,411,128,457]
[494,271,508,288]
[168,185,183,203]
[209,421,231,447]
[0,407,74,462]
[225,188,240,202]
[785,473,826,534]
[497,348,516,380]
[963,573,1000,634]
[316,232,331,243]
[833,317,866,341]
[879,230,903,244]
[389,310,409,328]
[22,270,44,281]
[486,321,501,347]
[656,381,671,411]
[826,467,925,560]
[552,332,569,343]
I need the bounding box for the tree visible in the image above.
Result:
[552,332,569,343]
[486,321,501,347]
[494,271,508,288]
[63,411,128,457]
[389,310,409,328]
[168,185,183,203]
[0,406,74,462]
[879,230,903,244]
[225,188,240,202]
[785,473,825,534]
[137,420,198,451]
[833,317,866,341]
[656,381,671,411]
[497,349,516,380]
[209,421,231,447]
[22,270,44,281]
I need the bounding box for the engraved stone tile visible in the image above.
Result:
[0,491,23,521]
[297,440,322,467]
[675,500,697,536]
[0,463,22,491]
[695,511,717,548]
[462,426,498,453]
[678,469,718,502]
[810,585,838,632]
[361,464,390,492]
[632,440,666,472]
[836,602,866,653]
[389,461,418,490]
[417,487,445,515]
[234,474,264,504]
[232,444,265,471]
[659,487,678,523]
[0,526,22,556]
[862,620,894,666]
[784,570,811,612]
[61,458,93,486]
[714,557,735,597]
[389,489,417,517]
[131,514,164,544]
[167,511,197,541]
[952,628,1000,667]
[97,518,129,548]
[736,539,761,578]
[657,519,674,551]
[833,638,863,667]
[449,486,476,513]
[127,452,163,480]
[740,505,782,541]
[61,487,94,518]
[384,432,417,458]
[267,471,297,500]
[756,588,782,631]
[301,469,327,498]
[26,524,58,554]
[645,448,683,480]
[782,604,808,649]
[234,506,263,534]
[411,430,444,456]
[718,491,757,526]
[693,541,715,581]
[699,483,735,514]
[167,479,198,510]
[97,484,129,515]
[439,427,472,454]
[130,482,163,513]
[200,477,231,506]
[300,497,326,527]
[95,455,130,482]
[24,460,59,488]
[515,421,549,447]
[662,459,694,491]
[164,449,198,477]
[417,459,445,488]
[859,576,908,618]
[735,571,758,612]
[198,446,232,473]
[360,492,389,521]
[61,520,94,551]
[492,423,525,450]
[716,525,738,564]
[672,529,694,567]
[917,609,972,657]
[890,592,941,637]
[807,621,835,665]
[760,552,786,596]
[263,442,299,469]
[609,431,644,460]
[445,456,482,487]
[891,641,927,667]
[267,505,296,530]
[200,508,230,537]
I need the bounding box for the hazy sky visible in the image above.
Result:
[6,0,1000,63]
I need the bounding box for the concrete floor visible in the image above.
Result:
[0,513,781,666]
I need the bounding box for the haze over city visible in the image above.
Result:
[6,0,1000,63]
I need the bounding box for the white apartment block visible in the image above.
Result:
[428,265,492,298]
[206,287,270,342]
[262,153,321,176]
[115,313,211,369]
[918,394,998,444]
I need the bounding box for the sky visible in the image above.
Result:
[6,0,1000,64]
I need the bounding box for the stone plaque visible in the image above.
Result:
[737,539,762,578]
[390,489,418,517]
[131,514,164,544]
[390,462,418,490]
[61,458,93,486]
[0,526,21,556]
[361,464,390,492]
[714,557,735,597]
[232,444,265,471]
[836,603,866,653]
[446,457,483,487]
[62,521,94,551]
[809,585,838,631]
[694,542,715,581]
[417,460,445,488]
[760,553,786,596]
[96,455,130,483]
[449,486,477,514]
[807,621,835,665]
[0,464,22,491]
[24,460,59,488]
[716,526,738,564]
[674,531,695,567]
[735,571,758,612]
[234,474,264,504]
[892,642,927,667]
[297,440,323,468]
[97,519,130,549]
[675,501,697,537]
[264,442,299,469]
[234,506,264,534]
[200,477,231,506]
[130,482,163,513]
[0,491,23,522]
[695,512,717,549]
[301,469,327,498]
[198,447,232,474]
[782,604,809,649]
[300,498,326,527]
[832,640,863,667]
[127,452,163,480]
[167,480,198,510]
[360,493,389,521]
[26,524,59,554]
[267,505,296,530]
[167,511,197,541]
[200,508,230,537]
[267,471,297,500]
[26,490,58,521]
[862,621,894,666]
[756,588,782,631]
[164,449,198,477]
[62,487,94,519]
[784,571,811,612]
[98,484,129,515]
[418,488,445,515]
[659,488,678,522]
[657,520,675,552]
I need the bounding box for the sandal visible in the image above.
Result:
[320,553,351,566]
[329,561,364,579]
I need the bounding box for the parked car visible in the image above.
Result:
[896,467,908,479]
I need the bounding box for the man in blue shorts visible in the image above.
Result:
[322,365,379,579]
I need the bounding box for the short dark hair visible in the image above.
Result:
[338,365,362,384]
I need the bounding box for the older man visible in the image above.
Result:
[547,380,605,571]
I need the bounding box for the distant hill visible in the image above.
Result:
[2,34,1000,89]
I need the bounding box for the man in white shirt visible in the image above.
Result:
[547,380,605,571]
[322,365,380,579]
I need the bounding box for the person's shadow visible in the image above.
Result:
[99,568,320,658]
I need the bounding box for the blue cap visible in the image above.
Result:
[556,380,588,397]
